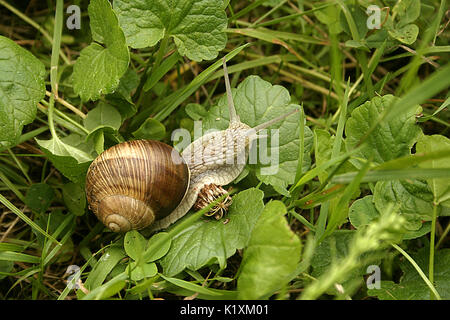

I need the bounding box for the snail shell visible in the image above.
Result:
[85,140,190,232]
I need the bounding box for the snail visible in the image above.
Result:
[85,59,299,232]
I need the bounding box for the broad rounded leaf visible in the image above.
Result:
[237,200,301,299]
[146,232,171,262]
[159,188,264,276]
[349,194,431,239]
[127,261,157,281]
[373,179,434,230]
[36,134,95,183]
[124,230,147,261]
[416,134,450,207]
[388,24,419,45]
[348,195,379,229]
[73,0,129,101]
[62,182,86,216]
[114,0,227,61]
[345,94,422,168]
[24,183,55,214]
[83,102,122,132]
[132,118,166,141]
[0,36,45,151]
[393,0,421,27]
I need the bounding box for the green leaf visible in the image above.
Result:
[73,0,129,101]
[0,260,13,280]
[82,272,127,300]
[83,102,122,154]
[332,168,450,184]
[62,182,86,216]
[368,248,450,300]
[185,103,209,121]
[345,94,422,168]
[416,134,450,207]
[159,188,264,276]
[111,68,140,105]
[237,201,301,299]
[124,231,163,281]
[323,159,369,239]
[143,51,181,92]
[310,231,366,294]
[160,274,222,296]
[84,246,126,290]
[373,179,434,230]
[103,69,139,121]
[36,134,94,183]
[32,209,72,248]
[339,4,368,39]
[388,24,419,45]
[393,0,421,27]
[0,36,46,151]
[124,230,147,261]
[201,75,313,191]
[365,29,396,49]
[24,183,55,214]
[83,102,122,132]
[145,232,171,262]
[0,251,40,264]
[127,261,158,281]
[314,4,343,34]
[132,118,166,140]
[114,0,227,61]
[348,194,431,239]
[349,195,379,229]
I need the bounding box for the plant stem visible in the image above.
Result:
[38,102,89,135]
[48,0,64,139]
[294,106,305,185]
[45,91,86,119]
[18,126,49,144]
[391,244,441,300]
[429,201,438,299]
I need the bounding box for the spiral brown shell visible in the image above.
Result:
[85,140,190,232]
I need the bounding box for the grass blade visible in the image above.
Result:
[0,194,61,246]
[332,168,450,184]
[150,43,250,122]
[391,244,441,300]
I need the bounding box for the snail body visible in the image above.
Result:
[86,59,298,232]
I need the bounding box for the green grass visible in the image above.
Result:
[0,0,449,300]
